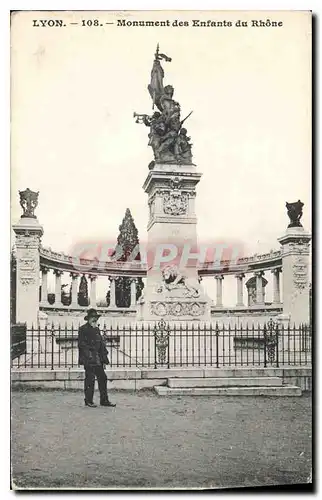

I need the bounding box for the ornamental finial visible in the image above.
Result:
[19,188,39,218]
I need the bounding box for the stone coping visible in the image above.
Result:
[11,366,312,382]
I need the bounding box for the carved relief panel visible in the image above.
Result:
[162,191,188,216]
[17,247,39,288]
[293,256,309,291]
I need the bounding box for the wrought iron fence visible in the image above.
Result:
[11,323,27,360]
[11,319,312,370]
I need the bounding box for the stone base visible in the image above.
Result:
[137,289,212,322]
[154,385,302,397]
[11,367,312,392]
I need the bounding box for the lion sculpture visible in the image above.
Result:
[156,265,200,298]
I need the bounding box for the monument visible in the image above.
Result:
[135,46,211,321]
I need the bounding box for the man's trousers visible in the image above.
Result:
[84,364,108,404]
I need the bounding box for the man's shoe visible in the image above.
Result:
[100,401,116,407]
[85,402,97,408]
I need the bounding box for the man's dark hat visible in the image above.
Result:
[84,308,101,321]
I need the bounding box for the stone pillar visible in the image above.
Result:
[13,216,44,326]
[271,268,282,304]
[215,275,224,307]
[70,273,79,307]
[130,278,137,307]
[109,276,116,308]
[54,269,63,306]
[254,271,264,305]
[236,273,245,306]
[278,227,311,324]
[40,266,49,304]
[89,275,97,307]
[141,163,211,322]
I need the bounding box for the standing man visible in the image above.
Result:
[78,308,116,408]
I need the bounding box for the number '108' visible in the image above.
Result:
[81,20,100,26]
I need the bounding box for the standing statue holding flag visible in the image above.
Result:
[134,45,193,165]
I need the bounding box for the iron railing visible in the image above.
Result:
[11,323,27,360]
[11,319,312,370]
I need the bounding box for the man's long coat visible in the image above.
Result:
[78,323,109,367]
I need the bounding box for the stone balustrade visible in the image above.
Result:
[37,243,286,318]
[13,219,310,327]
[40,244,283,277]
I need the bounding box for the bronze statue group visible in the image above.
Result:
[134,45,193,165]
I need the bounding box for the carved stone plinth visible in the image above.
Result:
[278,226,311,324]
[138,285,211,322]
[150,298,210,320]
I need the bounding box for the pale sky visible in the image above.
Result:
[10,10,311,303]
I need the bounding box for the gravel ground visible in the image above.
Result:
[11,389,312,490]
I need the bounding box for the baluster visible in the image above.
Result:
[71,324,74,368]
[64,322,67,368]
[114,324,118,367]
[275,321,279,368]
[179,323,183,367]
[287,323,290,365]
[148,323,151,368]
[215,323,219,368]
[31,324,34,369]
[37,324,41,368]
[185,322,188,366]
[197,323,201,367]
[240,324,243,367]
[263,323,267,368]
[191,323,195,367]
[51,322,55,370]
[115,323,119,368]
[281,323,285,366]
[173,323,177,368]
[248,323,253,366]
[167,322,171,370]
[304,324,308,364]
[141,323,144,367]
[248,322,251,366]
[58,324,61,368]
[221,323,225,367]
[203,327,208,366]
[24,325,27,368]
[293,323,296,366]
[127,324,130,368]
[230,324,235,366]
[134,323,138,368]
[44,323,47,369]
[245,322,250,366]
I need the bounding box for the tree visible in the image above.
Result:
[110,208,144,307]
[61,284,71,306]
[78,275,89,306]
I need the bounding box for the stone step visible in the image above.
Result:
[167,377,283,388]
[154,385,302,397]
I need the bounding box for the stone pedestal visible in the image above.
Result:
[139,162,211,322]
[13,217,43,326]
[278,227,311,325]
